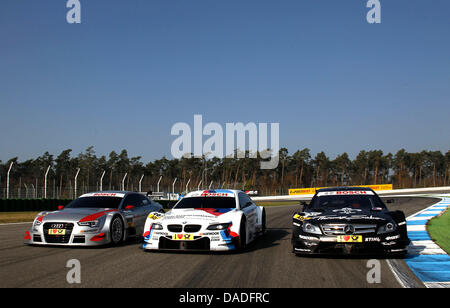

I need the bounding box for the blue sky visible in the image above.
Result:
[0,0,449,162]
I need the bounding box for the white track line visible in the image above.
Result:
[387,195,445,288]
[0,222,32,226]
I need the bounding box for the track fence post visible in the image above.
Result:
[6,162,13,199]
[74,168,80,199]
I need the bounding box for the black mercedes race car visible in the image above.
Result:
[292,187,410,256]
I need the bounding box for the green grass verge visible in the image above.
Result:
[0,212,39,224]
[427,209,450,254]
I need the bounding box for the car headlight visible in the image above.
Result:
[78,220,100,228]
[378,222,396,234]
[33,219,42,227]
[302,223,322,235]
[152,223,163,230]
[207,223,231,230]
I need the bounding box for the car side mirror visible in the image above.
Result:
[58,205,64,210]
[246,201,253,207]
[125,205,135,210]
[300,201,308,211]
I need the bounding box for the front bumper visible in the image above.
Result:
[24,222,111,246]
[292,229,410,255]
[142,228,239,252]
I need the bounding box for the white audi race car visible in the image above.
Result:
[24,191,164,246]
[142,189,266,251]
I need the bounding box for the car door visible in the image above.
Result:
[133,194,150,234]
[141,195,156,216]
[238,192,258,242]
[122,193,146,235]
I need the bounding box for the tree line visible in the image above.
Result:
[0,146,449,199]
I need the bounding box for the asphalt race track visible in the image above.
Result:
[0,197,439,288]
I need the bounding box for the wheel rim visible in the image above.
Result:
[111,218,122,243]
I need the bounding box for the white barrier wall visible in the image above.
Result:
[252,186,450,202]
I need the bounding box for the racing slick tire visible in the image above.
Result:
[238,219,247,250]
[110,216,124,246]
[261,209,266,235]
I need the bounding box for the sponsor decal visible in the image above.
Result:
[316,215,384,221]
[298,235,318,241]
[332,208,363,214]
[365,237,381,242]
[164,214,219,220]
[381,241,397,246]
[80,193,125,198]
[293,214,311,221]
[200,192,232,197]
[289,185,392,196]
[154,231,169,236]
[148,213,163,220]
[186,189,235,198]
[202,232,220,236]
[319,191,374,196]
[385,235,400,241]
[294,248,312,252]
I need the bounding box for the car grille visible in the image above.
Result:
[167,224,183,233]
[321,224,377,236]
[184,225,201,233]
[43,222,74,244]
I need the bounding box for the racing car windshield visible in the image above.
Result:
[307,194,386,211]
[174,197,236,209]
[65,197,123,209]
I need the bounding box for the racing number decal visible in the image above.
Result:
[337,235,363,243]
[48,229,66,235]
[172,234,194,241]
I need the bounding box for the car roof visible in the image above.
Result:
[78,191,132,198]
[184,189,242,198]
[316,186,374,193]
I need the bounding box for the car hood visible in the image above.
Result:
[161,208,236,223]
[302,207,392,225]
[37,208,118,223]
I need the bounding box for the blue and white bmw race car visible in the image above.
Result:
[142,190,266,251]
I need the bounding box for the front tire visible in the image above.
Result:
[238,219,247,250]
[261,209,266,235]
[110,216,124,245]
